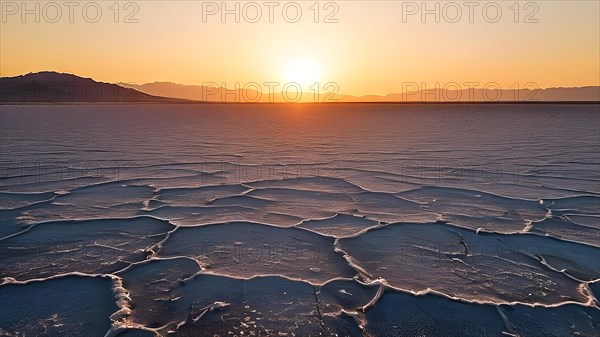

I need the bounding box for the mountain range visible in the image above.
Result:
[0,72,179,103]
[1,72,599,103]
[121,82,600,103]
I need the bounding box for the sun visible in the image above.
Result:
[283,59,322,88]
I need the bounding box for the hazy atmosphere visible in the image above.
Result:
[2,1,599,95]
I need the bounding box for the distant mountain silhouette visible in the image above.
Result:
[0,72,179,103]
[117,81,340,103]
[124,81,600,103]
[2,72,598,103]
[338,87,600,102]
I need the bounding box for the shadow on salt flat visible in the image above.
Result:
[171,275,365,337]
[498,301,600,337]
[545,196,600,217]
[116,257,376,336]
[562,214,600,229]
[244,176,365,194]
[298,213,381,238]
[115,257,202,330]
[364,290,507,337]
[246,187,355,219]
[529,216,600,247]
[147,182,436,228]
[0,216,175,281]
[116,328,158,337]
[589,281,600,304]
[398,186,548,233]
[0,208,32,238]
[0,274,117,337]
[18,183,155,224]
[337,222,600,305]
[0,191,57,210]
[155,184,249,207]
[143,204,303,227]
[157,221,356,284]
[206,194,274,208]
[364,289,600,337]
[349,191,433,224]
[0,175,108,194]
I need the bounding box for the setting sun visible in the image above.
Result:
[282,59,322,88]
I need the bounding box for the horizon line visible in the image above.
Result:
[2,71,600,95]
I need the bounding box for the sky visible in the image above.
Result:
[1,0,599,96]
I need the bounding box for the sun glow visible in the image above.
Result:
[282,59,322,88]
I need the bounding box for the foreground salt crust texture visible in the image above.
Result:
[0,104,599,336]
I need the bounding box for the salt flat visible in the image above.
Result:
[1,103,599,336]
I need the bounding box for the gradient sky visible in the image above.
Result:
[1,0,599,95]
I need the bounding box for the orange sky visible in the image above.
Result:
[1,1,599,96]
